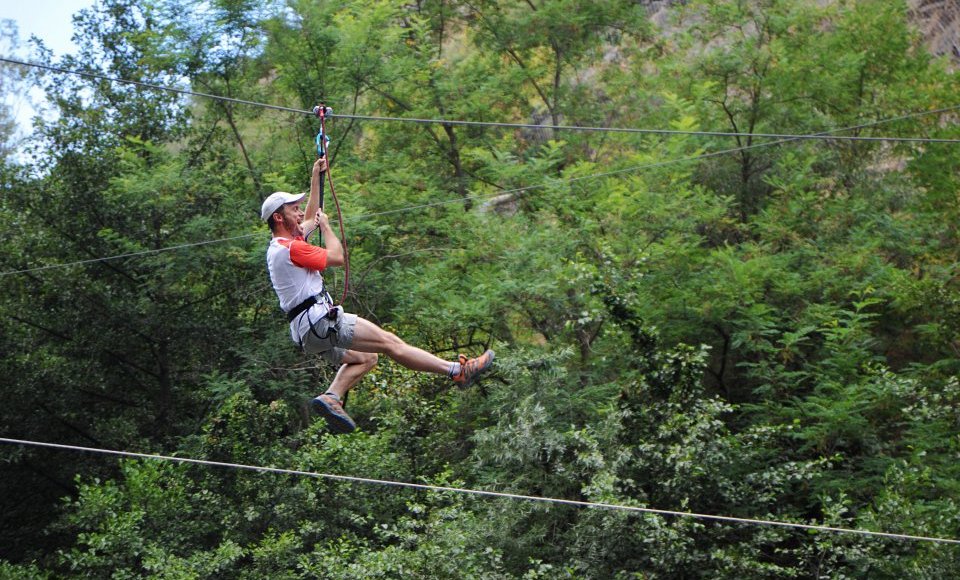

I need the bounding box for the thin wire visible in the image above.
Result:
[274,102,960,220]
[2,97,958,278]
[3,437,958,545]
[0,137,937,278]
[0,233,259,278]
[325,111,960,143]
[0,164,681,278]
[4,56,960,144]
[0,167,645,277]
[0,57,306,116]
[345,117,916,220]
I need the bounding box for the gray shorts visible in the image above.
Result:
[300,306,358,365]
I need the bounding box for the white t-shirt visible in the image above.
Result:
[266,236,332,342]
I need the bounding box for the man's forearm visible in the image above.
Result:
[304,169,322,219]
[320,222,345,265]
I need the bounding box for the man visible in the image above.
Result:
[262,158,494,434]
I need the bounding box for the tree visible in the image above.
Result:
[5,0,960,575]
[0,20,30,162]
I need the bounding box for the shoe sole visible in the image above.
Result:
[311,397,356,434]
[459,350,495,389]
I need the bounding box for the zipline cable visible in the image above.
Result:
[315,110,960,143]
[4,56,960,144]
[3,437,959,546]
[354,102,960,216]
[3,100,960,279]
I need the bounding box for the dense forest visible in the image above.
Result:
[3,0,960,577]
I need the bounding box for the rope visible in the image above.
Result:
[4,56,960,144]
[324,162,349,305]
[3,437,958,545]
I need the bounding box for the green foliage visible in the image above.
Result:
[0,560,51,580]
[4,0,960,576]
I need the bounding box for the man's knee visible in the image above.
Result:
[361,352,379,370]
[341,349,378,370]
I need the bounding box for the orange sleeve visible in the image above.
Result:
[287,239,328,271]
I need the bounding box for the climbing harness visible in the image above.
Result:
[287,293,332,322]
[296,300,341,352]
[308,103,350,307]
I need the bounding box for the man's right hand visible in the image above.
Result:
[313,208,330,230]
[313,157,327,175]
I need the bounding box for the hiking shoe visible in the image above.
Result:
[452,349,495,388]
[311,392,356,434]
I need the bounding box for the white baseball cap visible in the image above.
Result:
[260,191,306,222]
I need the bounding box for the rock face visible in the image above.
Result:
[638,0,960,63]
[908,0,960,62]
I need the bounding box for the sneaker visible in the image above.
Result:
[311,392,356,434]
[452,349,495,388]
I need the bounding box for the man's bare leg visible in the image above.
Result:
[326,350,378,399]
[312,316,494,434]
[347,317,452,374]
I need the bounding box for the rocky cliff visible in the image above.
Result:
[639,0,960,64]
[909,0,960,62]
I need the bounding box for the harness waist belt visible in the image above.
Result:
[287,294,333,322]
